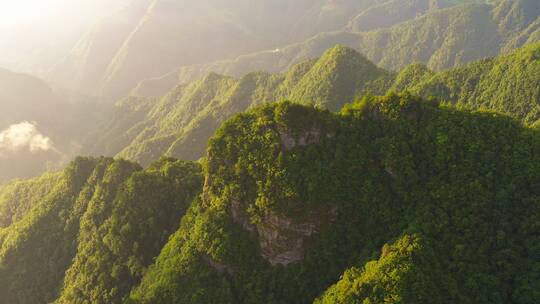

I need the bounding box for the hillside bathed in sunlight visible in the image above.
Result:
[0,1,539,303]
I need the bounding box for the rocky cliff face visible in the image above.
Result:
[229,198,329,266]
[205,124,337,266]
[278,125,323,151]
[256,210,337,266]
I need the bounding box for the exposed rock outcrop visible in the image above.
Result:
[256,213,317,266]
[277,125,322,151]
[230,198,336,266]
[202,255,234,276]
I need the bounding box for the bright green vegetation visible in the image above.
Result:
[1,1,539,302]
[89,45,390,165]
[2,93,540,303]
[314,234,434,304]
[146,0,538,93]
[0,157,203,304]
[0,172,62,228]
[287,46,392,110]
[407,41,540,124]
[127,94,540,303]
[389,63,435,93]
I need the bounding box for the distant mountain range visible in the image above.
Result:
[51,0,385,101]
[48,0,540,102]
[3,7,538,181]
[85,42,540,168]
[133,0,540,97]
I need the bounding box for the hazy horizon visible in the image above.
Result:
[0,0,132,75]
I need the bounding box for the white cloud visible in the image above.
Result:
[0,121,56,156]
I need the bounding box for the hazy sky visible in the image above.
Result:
[0,0,132,73]
[0,0,131,28]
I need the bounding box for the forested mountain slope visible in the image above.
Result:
[0,157,202,304]
[345,0,457,32]
[128,95,540,303]
[406,41,540,124]
[2,94,539,303]
[88,42,539,168]
[87,46,391,165]
[1,1,538,303]
[137,0,540,97]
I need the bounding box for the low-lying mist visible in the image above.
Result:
[0,121,57,157]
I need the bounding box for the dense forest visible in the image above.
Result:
[128,95,540,303]
[2,94,539,303]
[0,157,202,303]
[0,0,539,303]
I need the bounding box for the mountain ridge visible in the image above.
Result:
[0,157,203,304]
[128,94,540,303]
[1,94,539,303]
[87,45,391,165]
[53,0,389,101]
[134,0,539,97]
[87,41,539,168]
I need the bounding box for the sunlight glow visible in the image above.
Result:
[0,0,130,28]
[0,0,131,72]
[0,1,66,27]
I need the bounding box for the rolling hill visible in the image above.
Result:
[407,41,540,124]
